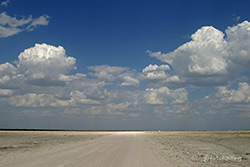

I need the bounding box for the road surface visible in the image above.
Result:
[6,132,165,167]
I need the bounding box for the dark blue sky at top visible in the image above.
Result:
[1,0,249,72]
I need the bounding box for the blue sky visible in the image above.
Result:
[0,0,250,130]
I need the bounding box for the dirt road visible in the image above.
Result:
[2,132,164,167]
[1,131,250,167]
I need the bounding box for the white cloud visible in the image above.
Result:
[58,73,86,82]
[69,90,100,105]
[142,64,172,82]
[88,65,128,81]
[0,12,50,38]
[27,15,50,31]
[88,65,140,88]
[106,102,131,112]
[0,44,145,118]
[1,0,10,7]
[0,44,78,89]
[0,75,10,84]
[0,62,16,75]
[1,39,248,123]
[0,62,20,89]
[0,26,22,37]
[145,87,188,104]
[226,21,250,72]
[142,64,182,86]
[217,82,250,103]
[144,71,167,81]
[9,93,55,107]
[142,64,170,73]
[147,21,250,87]
[0,12,32,27]
[166,75,180,83]
[0,88,13,96]
[148,26,228,76]
[17,43,76,86]
[120,76,139,88]
[9,90,100,107]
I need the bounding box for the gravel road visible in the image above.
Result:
[1,131,164,167]
[1,131,250,167]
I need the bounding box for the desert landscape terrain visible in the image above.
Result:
[0,130,250,167]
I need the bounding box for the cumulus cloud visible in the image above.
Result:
[142,64,170,73]
[9,91,100,107]
[1,38,248,123]
[0,43,78,89]
[226,21,250,72]
[142,64,170,81]
[0,62,16,76]
[0,62,21,89]
[69,90,100,105]
[0,43,114,112]
[0,88,13,96]
[147,21,250,87]
[217,82,250,103]
[144,71,167,81]
[145,87,188,105]
[142,64,182,86]
[148,26,228,75]
[17,43,76,86]
[88,65,140,88]
[9,93,55,107]
[88,65,128,81]
[120,76,139,88]
[106,102,131,113]
[0,43,146,120]
[0,12,50,38]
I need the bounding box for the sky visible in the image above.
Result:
[0,0,250,130]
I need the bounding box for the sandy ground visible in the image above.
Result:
[0,131,250,167]
[146,131,250,167]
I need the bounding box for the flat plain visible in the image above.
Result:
[0,130,250,167]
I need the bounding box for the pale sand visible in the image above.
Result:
[146,131,250,167]
[0,130,250,167]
